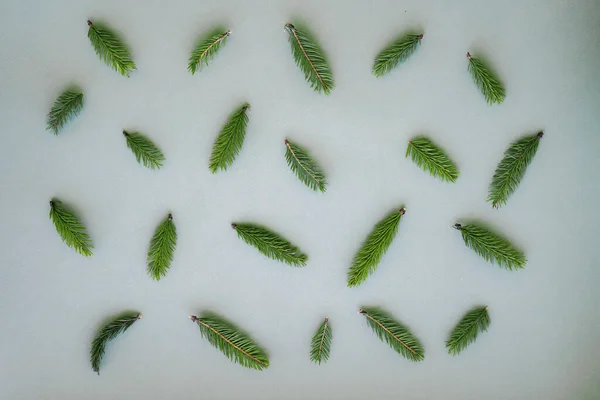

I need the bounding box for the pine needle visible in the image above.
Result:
[209,103,250,173]
[446,306,490,355]
[49,199,94,257]
[359,307,424,362]
[453,223,526,270]
[467,52,505,104]
[372,33,423,77]
[284,23,334,95]
[188,29,231,74]
[123,130,165,170]
[347,208,406,287]
[87,20,136,77]
[406,137,459,183]
[487,131,544,208]
[232,223,307,267]
[147,213,177,280]
[90,312,141,374]
[310,317,332,364]
[284,139,327,192]
[189,313,269,370]
[46,89,84,135]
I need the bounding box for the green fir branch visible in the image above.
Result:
[284,139,327,192]
[189,313,269,370]
[347,208,406,287]
[49,199,94,257]
[90,312,141,374]
[406,137,459,183]
[487,131,544,208]
[209,103,250,173]
[232,223,307,267]
[359,307,424,362]
[147,213,177,280]
[372,33,423,77]
[284,23,334,95]
[87,20,136,77]
[46,89,83,135]
[188,29,231,74]
[467,51,505,104]
[310,317,332,364]
[453,222,526,270]
[123,130,165,170]
[446,306,490,355]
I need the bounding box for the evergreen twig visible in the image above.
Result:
[372,33,423,77]
[123,130,165,170]
[284,23,334,95]
[310,317,332,364]
[189,313,269,370]
[46,89,84,135]
[359,307,424,362]
[232,223,307,267]
[453,223,526,270]
[467,51,505,104]
[284,139,327,192]
[49,199,94,257]
[487,131,544,208]
[209,103,250,173]
[87,20,136,77]
[406,137,459,183]
[446,306,490,355]
[90,312,141,374]
[347,208,406,287]
[188,29,231,74]
[147,213,177,280]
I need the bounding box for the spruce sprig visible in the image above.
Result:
[122,130,165,170]
[406,137,459,183]
[87,20,136,77]
[372,33,423,77]
[446,306,490,355]
[49,199,94,257]
[188,29,231,74]
[147,213,177,280]
[359,307,424,362]
[487,131,544,208]
[453,223,526,270]
[467,52,505,104]
[90,312,141,374]
[46,89,83,135]
[209,103,250,173]
[284,139,327,192]
[284,23,334,95]
[189,313,269,370]
[310,317,332,364]
[347,208,406,287]
[232,223,307,267]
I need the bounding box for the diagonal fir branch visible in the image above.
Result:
[188,29,231,74]
[284,138,327,192]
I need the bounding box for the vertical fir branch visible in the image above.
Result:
[310,317,332,364]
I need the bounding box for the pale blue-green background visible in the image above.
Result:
[1,0,599,399]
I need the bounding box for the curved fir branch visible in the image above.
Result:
[284,23,334,95]
[359,307,424,362]
[372,33,423,77]
[87,20,136,77]
[284,139,327,192]
[467,51,505,104]
[122,130,165,170]
[347,207,406,287]
[406,137,459,183]
[188,29,231,74]
[46,89,83,135]
[310,317,332,364]
[232,222,307,267]
[189,313,269,370]
[453,223,526,270]
[147,213,177,280]
[446,306,490,355]
[90,312,141,374]
[49,199,94,257]
[487,131,543,208]
[209,103,250,173]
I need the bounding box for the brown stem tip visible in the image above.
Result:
[189,315,199,322]
[358,309,366,315]
[453,223,462,229]
[168,213,173,221]
[324,317,329,323]
[136,314,142,319]
[417,34,424,40]
[466,52,472,60]
[87,20,93,27]
[225,30,232,36]
[231,223,237,229]
[399,208,407,215]
[537,131,544,138]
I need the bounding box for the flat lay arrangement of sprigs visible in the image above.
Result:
[46,20,544,374]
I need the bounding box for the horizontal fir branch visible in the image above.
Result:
[310,317,332,364]
[87,20,136,77]
[123,130,165,170]
[46,89,84,135]
[90,312,141,374]
[372,32,423,77]
[284,138,327,192]
[188,28,231,74]
[147,213,177,280]
[467,51,505,104]
[49,198,93,257]
[406,136,459,183]
[446,306,490,355]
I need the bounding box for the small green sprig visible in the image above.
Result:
[446,306,490,355]
[49,198,93,257]
[188,29,231,74]
[467,51,505,104]
[87,20,136,77]
[372,33,423,77]
[209,103,250,173]
[310,317,332,364]
[46,89,83,135]
[147,213,177,280]
[284,139,327,192]
[90,312,142,374]
[122,130,165,170]
[406,137,459,183]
